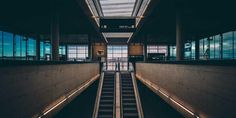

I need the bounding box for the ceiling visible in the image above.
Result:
[130,0,236,44]
[99,0,136,17]
[0,0,103,41]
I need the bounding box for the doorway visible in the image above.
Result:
[107,45,128,71]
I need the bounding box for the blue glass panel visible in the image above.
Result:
[45,42,51,54]
[27,38,36,56]
[15,35,22,58]
[223,32,233,59]
[3,32,13,57]
[191,41,195,60]
[214,35,220,59]
[234,32,236,59]
[21,38,26,58]
[169,46,176,60]
[40,42,45,59]
[59,45,66,55]
[0,31,2,57]
[199,39,204,60]
[184,43,191,60]
[209,37,215,59]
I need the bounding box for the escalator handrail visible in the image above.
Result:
[92,72,105,118]
[131,72,144,118]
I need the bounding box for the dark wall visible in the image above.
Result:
[0,63,99,118]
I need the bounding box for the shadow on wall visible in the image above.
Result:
[53,80,99,118]
[137,80,184,118]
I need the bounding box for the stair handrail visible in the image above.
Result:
[92,72,105,118]
[131,71,144,118]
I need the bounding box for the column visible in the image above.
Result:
[143,35,147,62]
[51,7,60,61]
[36,35,41,60]
[88,35,93,61]
[176,10,184,61]
[195,39,200,60]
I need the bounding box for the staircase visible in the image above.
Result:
[97,72,115,118]
[121,72,139,118]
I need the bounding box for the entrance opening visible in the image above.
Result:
[107,45,128,71]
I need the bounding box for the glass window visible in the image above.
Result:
[3,32,13,58]
[0,31,2,57]
[59,45,66,55]
[40,42,45,59]
[15,35,22,58]
[68,45,88,61]
[214,35,220,59]
[21,38,26,58]
[199,39,204,59]
[223,32,233,59]
[169,46,176,60]
[45,42,51,55]
[27,38,36,56]
[191,41,195,60]
[107,45,128,70]
[209,37,215,59]
[184,42,191,60]
[234,32,236,59]
[147,45,168,56]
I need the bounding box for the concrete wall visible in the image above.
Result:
[0,63,99,118]
[136,63,236,118]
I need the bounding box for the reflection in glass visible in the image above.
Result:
[223,32,233,59]
[3,32,13,58]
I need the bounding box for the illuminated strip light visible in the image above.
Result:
[127,33,134,43]
[136,0,151,27]
[85,0,100,26]
[102,33,108,43]
[38,75,99,118]
[136,75,200,118]
[127,0,151,43]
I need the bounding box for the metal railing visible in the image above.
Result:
[92,72,104,118]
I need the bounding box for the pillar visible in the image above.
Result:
[195,39,199,60]
[88,35,93,61]
[176,10,184,61]
[51,6,60,61]
[36,35,41,60]
[143,35,147,62]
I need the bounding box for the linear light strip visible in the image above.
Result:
[85,0,99,26]
[136,75,200,118]
[38,75,99,118]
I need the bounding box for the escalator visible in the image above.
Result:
[94,72,116,118]
[120,72,142,118]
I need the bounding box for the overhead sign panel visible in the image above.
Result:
[100,18,136,32]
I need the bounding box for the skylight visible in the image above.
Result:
[99,0,136,17]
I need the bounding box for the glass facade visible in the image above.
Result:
[223,32,233,59]
[169,46,176,60]
[27,38,36,57]
[147,45,168,56]
[214,35,221,59]
[3,32,13,58]
[107,45,128,70]
[68,45,88,61]
[191,41,195,59]
[0,31,2,57]
[0,30,37,60]
[234,32,236,59]
[184,42,191,60]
